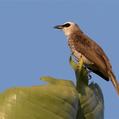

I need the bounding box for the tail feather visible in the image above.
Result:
[109,71,119,95]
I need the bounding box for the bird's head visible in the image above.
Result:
[54,22,80,37]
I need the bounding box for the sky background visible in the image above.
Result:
[0,0,119,118]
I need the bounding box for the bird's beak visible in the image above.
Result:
[54,25,63,29]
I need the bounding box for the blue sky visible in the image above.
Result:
[0,0,119,118]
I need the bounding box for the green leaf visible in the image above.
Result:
[0,56,104,119]
[0,77,79,119]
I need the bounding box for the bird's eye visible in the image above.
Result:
[63,23,71,27]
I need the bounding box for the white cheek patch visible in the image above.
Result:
[63,27,73,37]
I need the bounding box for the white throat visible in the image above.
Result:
[63,30,72,37]
[63,27,74,37]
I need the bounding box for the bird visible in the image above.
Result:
[54,21,119,95]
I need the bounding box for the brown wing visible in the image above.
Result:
[70,32,112,80]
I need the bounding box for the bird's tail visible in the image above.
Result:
[109,71,119,95]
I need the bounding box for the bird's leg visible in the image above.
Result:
[83,65,92,80]
[87,70,92,80]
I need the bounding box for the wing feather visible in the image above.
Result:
[70,32,112,77]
